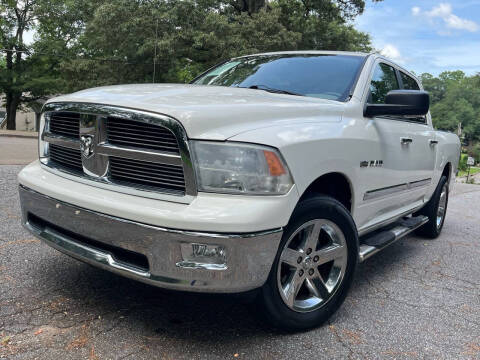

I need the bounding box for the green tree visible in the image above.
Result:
[0,0,99,129]
[58,0,380,89]
[0,0,37,129]
[423,71,480,143]
[1,1,60,129]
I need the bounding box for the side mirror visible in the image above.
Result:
[364,90,430,117]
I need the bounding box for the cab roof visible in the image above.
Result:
[234,50,369,59]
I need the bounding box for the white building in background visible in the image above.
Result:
[1,96,49,131]
[15,110,36,131]
[0,108,36,131]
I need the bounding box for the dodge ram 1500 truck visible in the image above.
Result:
[18,51,460,330]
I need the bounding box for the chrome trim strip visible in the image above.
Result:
[175,261,227,271]
[42,102,197,198]
[409,178,431,189]
[363,178,432,201]
[97,143,182,166]
[43,133,80,150]
[363,183,408,201]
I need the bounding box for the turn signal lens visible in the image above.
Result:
[263,150,286,176]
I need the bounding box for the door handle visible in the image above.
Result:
[429,139,438,145]
[401,137,413,145]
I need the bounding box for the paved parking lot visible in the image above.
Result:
[1,165,479,359]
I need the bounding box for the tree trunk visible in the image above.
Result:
[4,47,18,130]
[3,3,30,131]
[6,95,20,130]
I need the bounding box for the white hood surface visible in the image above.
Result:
[48,84,345,140]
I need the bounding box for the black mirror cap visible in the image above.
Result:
[386,90,430,110]
[364,90,430,117]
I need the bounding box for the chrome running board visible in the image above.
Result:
[358,215,429,262]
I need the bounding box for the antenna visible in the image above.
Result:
[153,18,158,83]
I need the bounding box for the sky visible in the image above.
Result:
[355,0,480,75]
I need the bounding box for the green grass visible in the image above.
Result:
[458,166,480,177]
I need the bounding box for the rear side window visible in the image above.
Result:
[400,72,420,90]
[369,63,399,104]
[400,72,426,123]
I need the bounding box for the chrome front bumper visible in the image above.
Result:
[19,186,283,293]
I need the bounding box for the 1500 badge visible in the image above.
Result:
[360,160,383,168]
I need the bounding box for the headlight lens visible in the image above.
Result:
[191,141,293,195]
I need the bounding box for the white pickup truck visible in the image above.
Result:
[18,51,460,330]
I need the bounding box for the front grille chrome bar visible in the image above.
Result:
[43,133,80,150]
[97,143,183,166]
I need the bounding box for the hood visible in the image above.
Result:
[47,84,345,140]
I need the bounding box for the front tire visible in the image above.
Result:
[258,196,358,331]
[415,175,449,239]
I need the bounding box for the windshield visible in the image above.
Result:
[193,54,366,101]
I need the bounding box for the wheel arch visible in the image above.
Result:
[442,162,452,184]
[298,172,354,213]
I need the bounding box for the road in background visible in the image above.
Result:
[0,136,37,165]
[1,165,479,359]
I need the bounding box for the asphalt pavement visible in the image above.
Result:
[1,165,479,359]
[0,136,37,165]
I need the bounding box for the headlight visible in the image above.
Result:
[191,141,293,195]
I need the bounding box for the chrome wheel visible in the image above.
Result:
[277,219,348,313]
[436,183,448,229]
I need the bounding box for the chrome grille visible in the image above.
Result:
[106,117,180,153]
[49,112,80,138]
[49,144,83,172]
[41,103,197,200]
[110,157,185,193]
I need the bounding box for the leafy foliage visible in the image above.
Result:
[421,71,480,143]
[53,0,377,90]
[0,0,87,128]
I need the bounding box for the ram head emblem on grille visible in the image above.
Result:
[80,135,95,159]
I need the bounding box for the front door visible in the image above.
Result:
[355,61,436,233]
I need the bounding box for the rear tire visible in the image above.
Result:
[415,175,449,239]
[258,196,358,331]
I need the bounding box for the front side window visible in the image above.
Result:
[369,63,399,104]
[193,54,366,102]
[400,72,420,90]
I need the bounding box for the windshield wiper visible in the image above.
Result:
[241,85,304,96]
